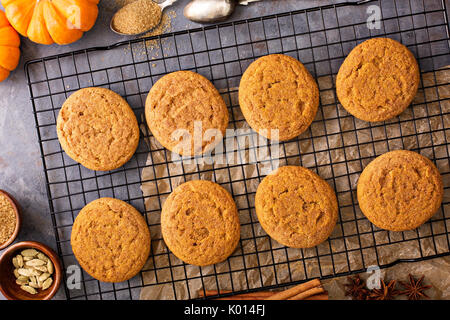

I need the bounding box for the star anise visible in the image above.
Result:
[399,274,432,300]
[344,275,369,300]
[368,279,400,300]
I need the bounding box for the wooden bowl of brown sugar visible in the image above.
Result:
[0,190,21,250]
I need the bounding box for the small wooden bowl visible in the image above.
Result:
[0,190,21,250]
[0,241,62,300]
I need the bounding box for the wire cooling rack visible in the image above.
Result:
[25,0,450,300]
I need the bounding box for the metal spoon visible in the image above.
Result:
[184,0,238,23]
[110,0,177,36]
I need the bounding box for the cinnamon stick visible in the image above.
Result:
[198,290,277,298]
[214,295,276,300]
[264,278,321,300]
[304,292,328,300]
[287,286,325,300]
[198,278,327,300]
[214,291,328,300]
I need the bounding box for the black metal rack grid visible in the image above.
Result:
[25,0,450,300]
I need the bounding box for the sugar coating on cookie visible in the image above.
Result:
[57,87,139,171]
[161,180,240,266]
[238,54,319,141]
[145,71,229,156]
[255,166,338,248]
[336,37,420,122]
[357,150,443,231]
[71,198,150,283]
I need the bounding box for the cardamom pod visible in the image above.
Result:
[16,254,24,267]
[17,275,29,281]
[12,257,19,268]
[42,278,53,290]
[37,253,48,262]
[16,279,29,286]
[47,260,54,275]
[38,272,50,282]
[17,268,32,277]
[33,265,48,273]
[29,276,39,289]
[21,249,39,257]
[25,259,46,267]
[20,285,37,295]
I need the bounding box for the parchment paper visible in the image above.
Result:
[139,68,450,300]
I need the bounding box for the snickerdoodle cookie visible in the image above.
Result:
[161,180,240,266]
[57,87,139,171]
[71,198,150,283]
[145,71,229,156]
[357,150,443,231]
[255,166,338,248]
[336,37,420,122]
[238,54,319,141]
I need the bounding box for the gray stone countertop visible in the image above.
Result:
[0,0,449,300]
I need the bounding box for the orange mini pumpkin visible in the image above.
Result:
[1,0,99,45]
[0,10,20,82]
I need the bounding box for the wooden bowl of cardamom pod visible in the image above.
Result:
[0,241,62,300]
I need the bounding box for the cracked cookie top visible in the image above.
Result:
[255,166,338,248]
[57,87,139,171]
[71,197,150,283]
[238,54,319,141]
[239,54,319,141]
[161,180,240,266]
[145,71,229,156]
[336,37,420,122]
[357,150,443,231]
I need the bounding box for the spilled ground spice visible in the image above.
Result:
[112,0,162,35]
[141,10,176,51]
[141,10,174,39]
[0,192,17,245]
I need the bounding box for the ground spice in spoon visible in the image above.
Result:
[112,0,162,35]
[0,193,17,246]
